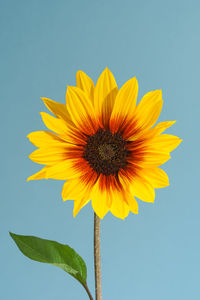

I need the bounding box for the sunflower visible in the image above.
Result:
[27,68,182,219]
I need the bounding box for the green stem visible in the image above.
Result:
[82,283,94,300]
[94,213,102,300]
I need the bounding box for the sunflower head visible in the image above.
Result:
[27,68,182,219]
[83,129,129,175]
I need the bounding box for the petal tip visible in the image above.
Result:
[76,70,83,76]
[157,89,162,95]
[40,111,48,119]
[103,67,113,76]
[26,175,36,182]
[41,97,50,105]
[73,208,79,218]
[94,212,104,220]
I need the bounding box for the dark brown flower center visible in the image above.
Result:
[83,129,129,175]
[98,144,115,160]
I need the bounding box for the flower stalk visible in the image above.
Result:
[94,213,102,300]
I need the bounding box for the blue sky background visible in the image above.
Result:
[1,0,200,299]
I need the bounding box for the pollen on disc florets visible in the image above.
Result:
[83,129,129,175]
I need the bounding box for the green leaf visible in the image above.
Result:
[10,232,87,285]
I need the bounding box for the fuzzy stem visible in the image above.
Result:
[94,213,102,300]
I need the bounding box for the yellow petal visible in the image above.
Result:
[76,71,95,101]
[29,147,67,165]
[126,194,139,214]
[94,67,118,127]
[27,131,67,148]
[41,97,72,124]
[27,166,48,181]
[127,120,177,142]
[110,190,130,219]
[131,150,171,167]
[62,178,90,201]
[73,198,90,217]
[91,181,110,219]
[150,134,183,152]
[46,159,83,180]
[129,177,155,202]
[135,90,163,130]
[110,77,138,132]
[66,86,98,134]
[40,112,69,137]
[141,168,169,188]
[148,121,176,137]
